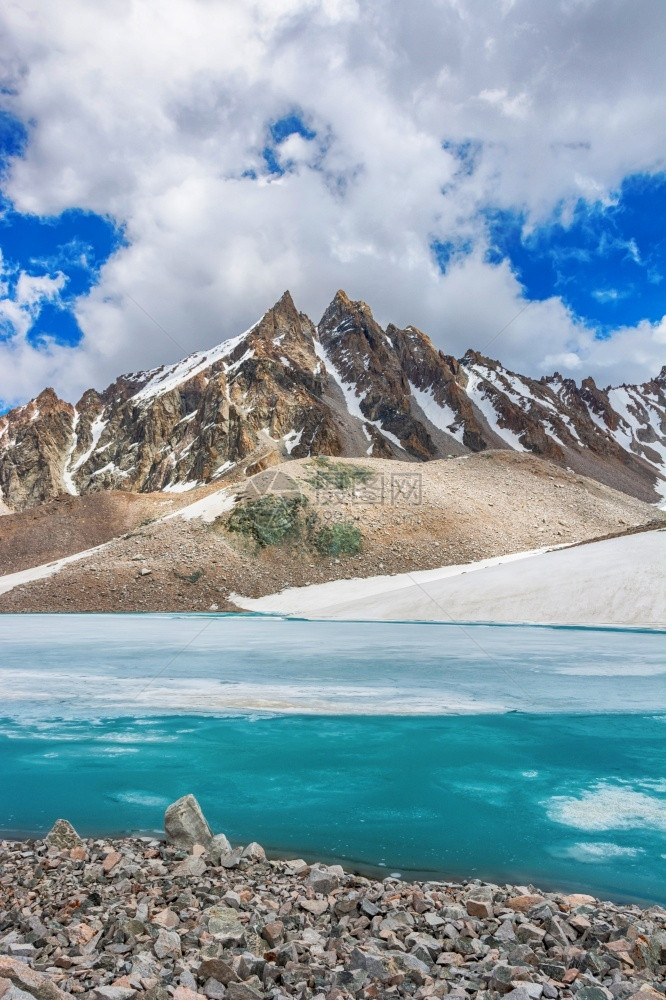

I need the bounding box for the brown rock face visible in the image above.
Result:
[1,292,664,510]
[0,389,74,510]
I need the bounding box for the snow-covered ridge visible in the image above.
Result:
[464,366,526,451]
[408,380,465,444]
[313,331,365,420]
[62,409,80,496]
[130,323,258,404]
[1,290,665,511]
[314,331,405,451]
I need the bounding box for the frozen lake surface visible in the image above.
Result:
[1,614,664,903]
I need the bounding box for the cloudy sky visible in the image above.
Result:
[0,0,664,411]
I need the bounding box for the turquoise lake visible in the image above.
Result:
[1,614,664,904]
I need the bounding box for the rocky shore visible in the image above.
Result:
[1,796,664,1000]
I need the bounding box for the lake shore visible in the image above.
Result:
[1,825,665,1000]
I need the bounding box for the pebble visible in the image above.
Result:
[0,801,664,1000]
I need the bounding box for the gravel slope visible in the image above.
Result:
[0,452,662,614]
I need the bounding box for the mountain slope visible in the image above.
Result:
[0,452,662,613]
[1,290,665,511]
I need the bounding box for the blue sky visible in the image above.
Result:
[0,111,122,367]
[0,199,123,349]
[483,173,665,335]
[262,113,317,176]
[0,0,664,410]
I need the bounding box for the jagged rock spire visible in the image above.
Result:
[1,291,665,510]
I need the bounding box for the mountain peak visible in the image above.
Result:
[1,290,665,512]
[332,289,352,307]
[320,290,376,332]
[274,289,296,311]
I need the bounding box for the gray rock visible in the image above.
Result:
[283,859,309,875]
[306,864,342,895]
[1,983,36,1000]
[178,972,197,991]
[164,794,213,851]
[237,954,265,980]
[333,968,368,992]
[208,833,232,864]
[385,951,430,984]
[489,964,519,993]
[504,989,540,1000]
[130,953,160,980]
[241,842,266,863]
[172,855,207,878]
[511,983,542,999]
[495,920,517,942]
[44,819,82,851]
[6,946,35,960]
[540,962,566,980]
[205,907,244,941]
[349,947,396,981]
[226,985,263,1000]
[547,914,574,948]
[202,980,226,1000]
[516,922,547,944]
[455,936,488,957]
[153,929,181,960]
[93,988,137,1000]
[218,847,244,870]
[406,932,441,958]
[649,931,666,965]
[575,989,613,1000]
[380,911,415,932]
[466,884,494,903]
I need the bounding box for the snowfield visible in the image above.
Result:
[0,543,111,597]
[232,529,666,628]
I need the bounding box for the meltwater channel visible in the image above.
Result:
[1,614,664,904]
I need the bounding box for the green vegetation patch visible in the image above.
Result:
[312,520,362,557]
[173,568,205,584]
[226,494,310,548]
[224,489,363,557]
[304,456,374,490]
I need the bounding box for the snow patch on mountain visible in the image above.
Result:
[408,381,465,443]
[131,324,257,404]
[465,368,526,451]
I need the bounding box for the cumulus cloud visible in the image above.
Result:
[0,0,664,404]
[0,254,65,344]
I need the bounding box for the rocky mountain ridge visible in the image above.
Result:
[1,290,665,511]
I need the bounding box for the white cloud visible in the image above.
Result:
[0,253,66,344]
[0,0,664,404]
[15,271,66,309]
